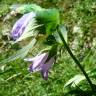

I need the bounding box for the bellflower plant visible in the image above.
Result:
[11,12,36,40]
[1,4,95,94]
[24,53,55,80]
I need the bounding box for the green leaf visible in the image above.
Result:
[0,38,37,65]
[89,68,96,78]
[6,73,22,81]
[64,74,85,88]
[54,24,67,44]
[37,46,51,55]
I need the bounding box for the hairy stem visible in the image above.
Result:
[57,27,94,92]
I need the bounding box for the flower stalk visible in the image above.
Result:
[57,26,95,92]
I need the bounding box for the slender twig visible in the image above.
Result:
[57,27,94,92]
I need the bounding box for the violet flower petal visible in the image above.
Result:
[29,63,42,72]
[11,12,36,40]
[25,53,48,72]
[32,53,48,71]
[25,53,55,80]
[41,57,55,80]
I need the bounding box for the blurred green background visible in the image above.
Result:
[0,0,96,96]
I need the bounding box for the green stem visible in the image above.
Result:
[57,27,94,91]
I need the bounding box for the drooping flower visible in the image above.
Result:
[24,53,55,80]
[11,12,36,40]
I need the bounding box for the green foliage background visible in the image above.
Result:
[0,0,96,96]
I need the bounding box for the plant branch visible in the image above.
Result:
[57,27,94,92]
